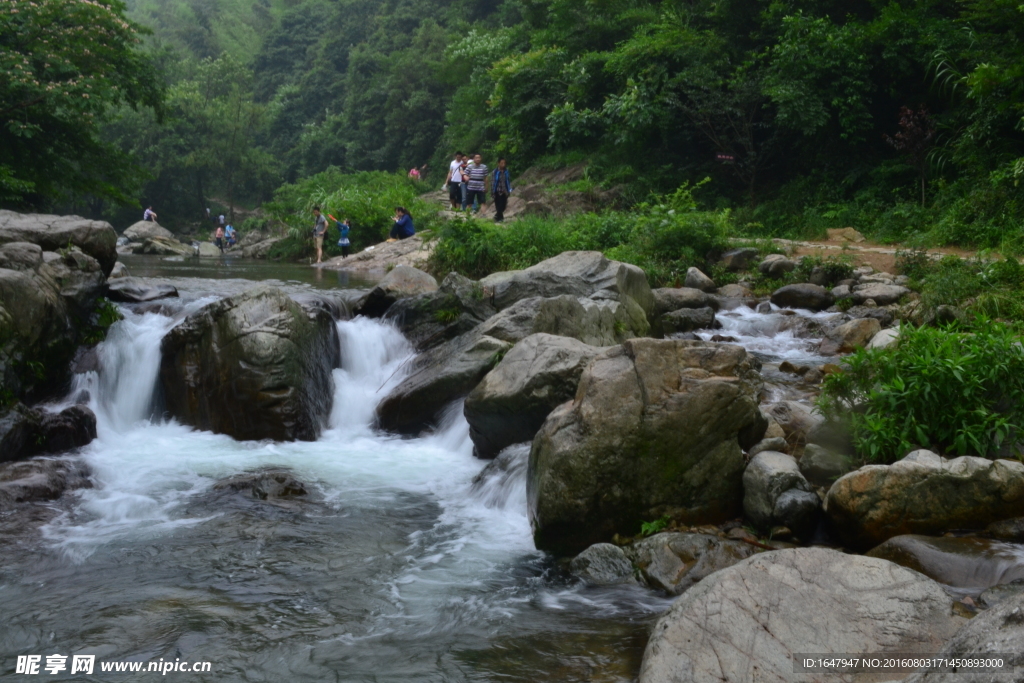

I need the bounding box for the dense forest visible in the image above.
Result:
[2,0,1022,247]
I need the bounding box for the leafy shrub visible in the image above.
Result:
[819,320,1024,463]
[793,253,855,285]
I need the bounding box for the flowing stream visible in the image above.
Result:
[0,264,668,682]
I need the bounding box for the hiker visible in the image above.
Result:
[492,158,513,222]
[312,206,327,264]
[446,152,464,210]
[214,225,225,253]
[143,206,157,222]
[459,155,471,209]
[225,223,237,247]
[465,154,488,214]
[388,207,415,242]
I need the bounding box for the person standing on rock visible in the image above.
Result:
[214,225,225,253]
[311,206,328,264]
[491,158,512,222]
[143,206,157,222]
[446,152,464,210]
[225,223,237,247]
[388,207,415,242]
[465,154,489,214]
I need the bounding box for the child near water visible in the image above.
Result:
[330,214,351,258]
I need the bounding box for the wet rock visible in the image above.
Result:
[987,517,1024,542]
[478,294,648,346]
[743,451,819,537]
[0,403,98,463]
[122,220,174,242]
[356,265,439,318]
[160,285,340,441]
[717,247,759,272]
[464,333,603,459]
[385,272,497,351]
[868,326,900,350]
[0,456,92,511]
[778,360,809,375]
[818,317,881,355]
[105,277,179,303]
[755,301,772,314]
[639,547,964,683]
[0,210,117,275]
[683,267,716,292]
[660,306,715,334]
[867,535,1024,589]
[213,469,309,500]
[710,334,738,343]
[769,283,834,311]
[758,254,796,279]
[717,283,751,298]
[799,443,852,486]
[626,532,757,595]
[479,251,655,319]
[748,436,788,457]
[528,339,766,555]
[133,235,192,257]
[979,580,1024,608]
[108,261,129,279]
[825,450,1024,550]
[763,400,823,446]
[903,593,1024,683]
[651,287,713,317]
[569,543,638,586]
[851,282,910,306]
[469,443,530,509]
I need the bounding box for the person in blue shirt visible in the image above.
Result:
[225,224,237,247]
[491,158,513,222]
[388,207,415,241]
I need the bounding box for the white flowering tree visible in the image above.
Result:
[0,0,163,206]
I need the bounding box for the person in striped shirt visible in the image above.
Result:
[464,154,489,214]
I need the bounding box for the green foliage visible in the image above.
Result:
[83,298,124,345]
[1,0,163,207]
[793,254,855,285]
[640,517,669,537]
[819,320,1024,463]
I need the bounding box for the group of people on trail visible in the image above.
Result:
[311,206,358,264]
[213,223,236,252]
[445,152,513,222]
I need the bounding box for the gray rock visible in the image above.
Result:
[825,450,1024,550]
[213,469,309,500]
[770,283,834,311]
[196,241,221,257]
[978,580,1024,608]
[652,287,714,319]
[859,272,895,284]
[528,339,766,555]
[763,400,824,446]
[0,456,93,511]
[748,436,788,457]
[0,403,98,463]
[478,294,649,346]
[385,272,497,351]
[0,210,118,275]
[357,265,439,318]
[683,267,716,292]
[867,535,1024,590]
[569,543,637,586]
[717,283,752,298]
[846,305,894,327]
[639,548,965,683]
[799,443,852,486]
[903,592,1024,683]
[479,251,655,318]
[133,235,192,256]
[122,220,174,242]
[464,333,603,459]
[160,285,340,441]
[867,326,900,350]
[626,532,757,595]
[743,451,819,537]
[107,261,129,279]
[818,317,881,355]
[718,247,759,272]
[851,283,910,306]
[831,284,852,299]
[755,301,772,314]
[758,254,796,279]
[0,242,42,271]
[241,237,281,259]
[105,277,179,303]
[660,306,715,334]
[986,517,1024,542]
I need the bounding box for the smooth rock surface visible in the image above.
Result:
[133,236,192,257]
[763,400,824,446]
[818,317,881,355]
[0,210,117,275]
[851,283,910,306]
[799,443,852,486]
[357,265,439,318]
[639,548,965,683]
[867,326,900,350]
[660,306,715,334]
[770,283,834,311]
[0,456,93,511]
[569,543,637,586]
[122,220,174,242]
[626,532,757,595]
[683,267,716,292]
[105,277,179,303]
[867,535,1024,590]
[743,451,819,537]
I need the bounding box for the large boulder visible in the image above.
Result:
[463,333,603,459]
[639,548,965,683]
[799,443,853,486]
[0,210,117,275]
[122,220,174,242]
[479,251,655,318]
[770,283,834,311]
[758,254,797,279]
[825,449,1024,550]
[904,592,1024,683]
[0,456,93,512]
[159,285,340,441]
[105,277,179,303]
[763,400,823,447]
[742,451,819,538]
[867,535,1024,590]
[477,294,649,346]
[384,272,497,351]
[652,287,715,317]
[818,317,881,355]
[626,532,758,595]
[133,236,192,256]
[356,265,439,318]
[659,306,716,334]
[851,282,910,306]
[528,338,766,555]
[0,403,97,463]
[241,237,281,259]
[683,267,716,292]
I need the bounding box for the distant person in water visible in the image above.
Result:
[492,158,512,222]
[312,206,327,264]
[225,224,236,247]
[143,206,157,222]
[465,154,488,214]
[388,207,415,242]
[214,225,225,253]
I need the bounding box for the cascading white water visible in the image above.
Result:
[699,304,839,362]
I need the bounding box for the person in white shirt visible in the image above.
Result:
[446,152,464,210]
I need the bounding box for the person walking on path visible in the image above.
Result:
[143,206,158,222]
[465,154,488,214]
[388,207,415,241]
[312,206,328,264]
[446,152,464,210]
[491,158,512,222]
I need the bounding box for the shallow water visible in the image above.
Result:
[0,275,669,681]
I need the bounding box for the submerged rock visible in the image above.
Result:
[528,339,766,555]
[213,469,309,500]
[105,277,179,303]
[160,285,340,441]
[639,548,965,683]
[825,449,1024,550]
[867,534,1024,590]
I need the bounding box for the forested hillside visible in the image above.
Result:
[2,0,1022,247]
